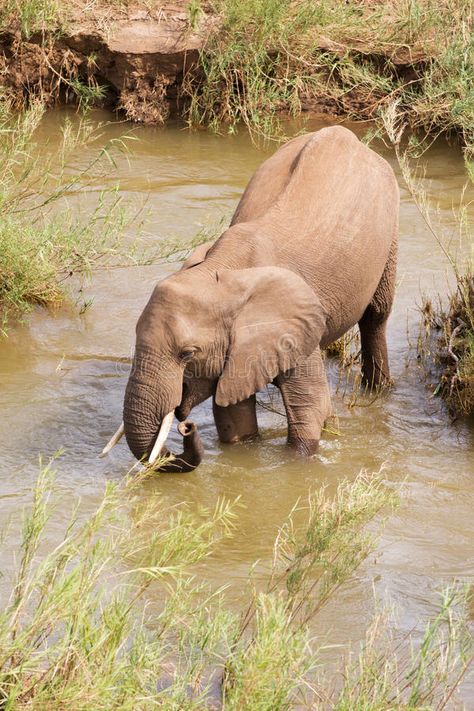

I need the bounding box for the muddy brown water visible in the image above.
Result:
[1,109,473,701]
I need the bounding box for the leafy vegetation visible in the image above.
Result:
[381,99,474,417]
[0,461,471,708]
[1,1,474,149]
[184,0,474,149]
[0,101,136,334]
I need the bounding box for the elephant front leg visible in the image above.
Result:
[276,347,331,456]
[212,394,259,444]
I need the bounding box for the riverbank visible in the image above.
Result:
[1,1,473,151]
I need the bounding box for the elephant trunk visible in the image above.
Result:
[123,353,203,472]
[158,421,204,473]
[123,385,161,462]
[123,395,203,472]
[123,347,182,461]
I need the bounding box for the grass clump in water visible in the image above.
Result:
[0,98,224,335]
[421,270,474,417]
[382,99,474,418]
[0,100,140,334]
[2,460,470,708]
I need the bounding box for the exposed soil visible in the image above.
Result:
[0,3,214,121]
[0,1,429,124]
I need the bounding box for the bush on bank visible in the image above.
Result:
[0,100,133,333]
[186,0,474,152]
[0,1,474,155]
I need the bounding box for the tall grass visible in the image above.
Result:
[183,0,474,148]
[382,99,474,416]
[0,101,140,333]
[0,459,238,709]
[328,586,473,709]
[222,474,398,709]
[2,0,474,147]
[0,97,225,334]
[0,461,471,708]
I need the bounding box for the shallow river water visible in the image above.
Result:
[1,109,473,703]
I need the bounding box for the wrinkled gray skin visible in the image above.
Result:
[123,126,399,470]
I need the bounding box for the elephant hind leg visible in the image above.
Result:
[358,235,397,388]
[359,313,390,388]
[213,395,259,444]
[277,347,332,455]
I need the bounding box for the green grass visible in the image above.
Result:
[0,0,61,38]
[381,101,474,417]
[2,0,474,149]
[0,461,471,708]
[182,0,474,149]
[0,97,224,335]
[0,101,138,333]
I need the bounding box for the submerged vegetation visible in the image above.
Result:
[0,460,471,709]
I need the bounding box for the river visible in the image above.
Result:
[1,109,473,703]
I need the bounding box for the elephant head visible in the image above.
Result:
[103,261,325,471]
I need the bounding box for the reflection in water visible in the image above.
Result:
[0,109,473,699]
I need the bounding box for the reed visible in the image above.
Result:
[382,99,474,417]
[0,460,471,708]
[2,1,474,147]
[183,0,474,149]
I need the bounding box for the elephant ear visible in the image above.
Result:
[215,267,326,407]
[180,241,215,270]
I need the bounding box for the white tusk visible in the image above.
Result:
[148,411,175,465]
[99,422,124,457]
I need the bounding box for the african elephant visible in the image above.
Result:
[102,126,399,471]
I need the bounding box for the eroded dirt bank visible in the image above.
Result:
[0,1,427,125]
[0,4,215,123]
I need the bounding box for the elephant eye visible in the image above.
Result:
[179,348,197,363]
